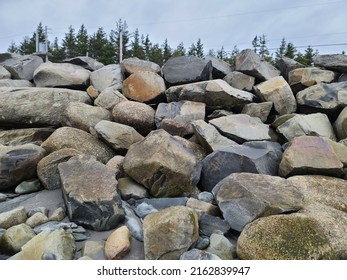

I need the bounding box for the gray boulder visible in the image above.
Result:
[180,249,221,260]
[334,106,347,140]
[339,73,347,82]
[0,79,33,87]
[0,127,54,146]
[223,71,255,91]
[276,56,304,80]
[204,55,232,79]
[241,102,273,123]
[314,54,347,73]
[63,56,104,71]
[0,65,11,79]
[94,86,127,111]
[121,57,160,76]
[90,64,123,92]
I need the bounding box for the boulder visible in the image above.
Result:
[37,148,82,190]
[213,173,303,232]
[90,64,123,92]
[121,57,160,76]
[25,212,49,228]
[207,109,233,120]
[94,120,144,155]
[235,49,280,81]
[0,54,43,80]
[106,155,125,180]
[0,65,11,79]
[204,55,232,79]
[192,119,238,153]
[186,197,220,216]
[254,76,297,115]
[122,71,166,103]
[209,114,271,143]
[198,214,230,236]
[200,144,282,192]
[123,129,202,197]
[0,79,33,87]
[161,55,212,86]
[241,102,273,123]
[94,86,127,111]
[41,127,115,164]
[277,113,336,142]
[118,177,149,200]
[143,206,199,260]
[334,106,347,140]
[165,79,254,111]
[33,221,88,241]
[15,179,41,194]
[180,249,221,260]
[206,233,236,260]
[314,54,347,73]
[155,101,206,136]
[104,225,131,260]
[0,87,91,128]
[325,138,347,166]
[0,144,46,190]
[276,56,304,80]
[223,71,255,91]
[339,73,347,82]
[0,207,27,229]
[0,127,54,146]
[63,56,104,71]
[81,241,105,260]
[278,136,344,178]
[58,155,124,231]
[64,101,111,131]
[49,207,66,222]
[112,101,155,136]
[33,63,90,89]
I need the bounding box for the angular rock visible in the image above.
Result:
[204,55,232,79]
[135,197,188,212]
[25,212,49,228]
[206,233,237,260]
[192,120,238,153]
[94,120,144,155]
[0,65,11,79]
[28,207,49,217]
[279,136,344,178]
[10,228,75,260]
[235,49,280,81]
[86,85,99,99]
[199,214,230,236]
[180,249,221,260]
[277,113,336,142]
[64,102,111,132]
[81,241,105,260]
[209,114,271,143]
[325,138,347,166]
[334,106,347,140]
[0,79,33,87]
[0,87,91,128]
[63,56,104,71]
[94,86,127,111]
[143,206,199,260]
[223,71,255,91]
[134,203,158,219]
[0,54,43,80]
[314,54,347,73]
[33,221,88,241]
[241,102,273,123]
[155,101,205,136]
[49,207,66,222]
[186,198,220,216]
[37,148,82,190]
[213,173,303,232]
[161,55,212,86]
[200,144,282,192]
[15,179,41,194]
[254,76,296,115]
[165,79,254,111]
[41,127,115,164]
[123,130,202,197]
[339,73,347,82]
[105,225,131,260]
[33,63,90,89]
[207,109,233,120]
[276,56,304,80]
[118,177,149,200]
[121,57,160,76]
[112,101,155,136]
[0,207,27,229]
[0,127,54,146]
[58,155,124,231]
[0,223,36,254]
[90,64,123,92]
[0,144,46,190]
[106,155,125,179]
[122,201,144,241]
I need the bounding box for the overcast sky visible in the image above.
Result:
[0,0,346,56]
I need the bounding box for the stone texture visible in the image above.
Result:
[241,102,273,123]
[0,87,91,128]
[112,101,156,136]
[81,241,105,259]
[33,62,90,89]
[104,225,131,260]
[235,49,280,81]
[94,86,127,111]
[86,85,99,99]
[276,56,304,80]
[123,130,202,197]
[121,57,160,76]
[94,120,144,155]
[90,64,123,92]
[209,114,271,143]
[314,54,347,73]
[339,73,347,82]
[41,127,115,164]
[49,207,66,222]
[15,179,41,194]
[0,207,27,229]
[0,79,33,87]
[143,206,199,260]
[118,177,149,200]
[325,138,347,166]
[198,214,230,236]
[0,65,11,79]
[64,102,111,132]
[106,155,125,180]
[206,233,237,260]
[213,173,303,231]
[123,71,166,103]
[223,71,255,91]
[279,136,344,178]
[63,56,104,71]
[0,127,54,146]
[25,212,49,228]
[37,148,82,190]
[58,155,124,231]
[0,144,46,190]
[161,55,212,86]
[334,106,347,140]
[180,249,221,260]
[165,79,254,111]
[254,76,297,115]
[186,198,220,216]
[204,55,232,79]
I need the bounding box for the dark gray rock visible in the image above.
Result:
[207,109,233,120]
[63,56,104,71]
[241,102,273,123]
[339,73,347,82]
[204,55,232,79]
[223,71,255,91]
[194,236,210,250]
[0,127,54,146]
[314,54,347,73]
[199,214,231,236]
[134,202,158,219]
[15,179,41,194]
[122,201,144,241]
[180,249,221,260]
[276,56,304,80]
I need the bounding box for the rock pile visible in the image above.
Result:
[1,51,347,260]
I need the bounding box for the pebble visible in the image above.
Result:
[26,212,49,228]
[15,179,41,194]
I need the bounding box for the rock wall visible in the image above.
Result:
[1,51,347,260]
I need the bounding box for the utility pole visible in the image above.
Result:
[36,30,39,52]
[119,30,123,63]
[45,25,48,62]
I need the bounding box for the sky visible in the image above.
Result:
[0,0,346,56]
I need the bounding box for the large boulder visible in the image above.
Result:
[58,155,124,231]
[0,127,54,146]
[204,55,232,79]
[33,63,90,89]
[63,56,104,71]
[41,127,115,164]
[161,55,212,86]
[276,56,304,80]
[123,129,202,197]
[143,206,199,259]
[334,106,347,140]
[235,49,280,81]
[278,136,344,178]
[90,64,123,92]
[223,71,255,91]
[165,79,254,111]
[0,207,27,229]
[314,54,347,73]
[122,71,166,103]
[209,114,271,143]
[0,79,33,87]
[0,65,11,79]
[0,144,46,190]
[254,76,296,115]
[104,225,131,260]
[94,86,127,111]
[0,87,91,128]
[213,173,303,232]
[121,57,160,76]
[241,102,273,123]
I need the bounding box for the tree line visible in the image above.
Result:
[7,20,323,67]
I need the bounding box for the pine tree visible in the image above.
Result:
[109,19,130,63]
[258,34,272,63]
[7,41,19,53]
[208,49,216,56]
[284,42,296,59]
[252,36,260,54]
[228,45,240,67]
[50,37,65,62]
[18,22,45,55]
[172,42,186,57]
[130,28,145,59]
[217,46,227,60]
[142,34,151,60]
[188,43,197,56]
[275,38,286,61]
[148,43,163,66]
[76,24,89,56]
[62,25,77,58]
[296,46,318,66]
[89,27,114,64]
[195,38,204,58]
[162,39,172,63]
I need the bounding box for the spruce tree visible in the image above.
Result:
[18,22,45,55]
[89,27,114,64]
[142,34,151,60]
[162,39,172,63]
[148,43,163,66]
[284,42,296,59]
[7,41,19,53]
[172,42,186,57]
[130,28,145,59]
[195,38,204,58]
[188,43,197,56]
[252,36,260,54]
[62,25,77,58]
[76,24,89,56]
[50,37,65,62]
[275,38,286,61]
[109,19,130,63]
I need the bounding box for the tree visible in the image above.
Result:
[162,39,172,63]
[195,38,204,58]
[142,34,151,60]
[275,38,286,61]
[50,37,65,62]
[252,36,260,54]
[75,24,89,56]
[148,43,163,66]
[130,28,145,59]
[228,45,240,67]
[18,22,45,55]
[208,49,216,56]
[217,46,227,60]
[258,34,272,63]
[7,41,19,53]
[109,18,131,63]
[296,46,318,66]
[89,27,114,64]
[284,42,296,59]
[188,43,197,56]
[62,25,77,58]
[172,42,186,57]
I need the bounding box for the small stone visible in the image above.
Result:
[0,193,7,202]
[0,207,27,229]
[122,201,144,242]
[118,177,149,200]
[15,179,41,194]
[180,249,221,260]
[25,212,49,228]
[199,214,231,237]
[82,241,105,260]
[134,202,158,219]
[206,233,237,260]
[198,192,214,203]
[105,225,131,260]
[186,198,220,216]
[86,85,99,99]
[28,207,49,217]
[241,102,273,123]
[194,236,210,250]
[49,207,66,222]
